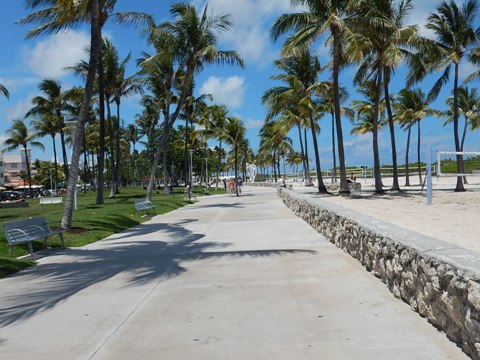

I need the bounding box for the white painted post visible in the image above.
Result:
[427,149,432,205]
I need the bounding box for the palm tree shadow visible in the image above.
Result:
[0,219,315,326]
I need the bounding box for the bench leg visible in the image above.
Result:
[27,242,34,258]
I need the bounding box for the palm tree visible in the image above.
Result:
[446,87,480,154]
[220,116,246,196]
[352,0,420,191]
[202,104,229,190]
[124,123,141,183]
[394,88,439,186]
[407,0,479,192]
[112,51,142,192]
[3,119,45,195]
[316,83,354,182]
[22,0,153,227]
[262,51,328,192]
[259,121,293,181]
[26,78,69,181]
[22,0,102,228]
[263,58,313,187]
[30,113,60,193]
[271,0,365,195]
[141,2,244,201]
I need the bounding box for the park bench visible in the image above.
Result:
[3,216,65,258]
[134,199,156,216]
[39,197,63,204]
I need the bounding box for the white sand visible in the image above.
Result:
[297,176,480,253]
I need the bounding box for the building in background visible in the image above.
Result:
[0,149,36,188]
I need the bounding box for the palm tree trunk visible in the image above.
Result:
[106,100,116,198]
[96,45,106,205]
[331,112,337,183]
[216,140,222,190]
[417,121,422,185]
[132,141,136,184]
[405,127,411,186]
[372,72,384,194]
[51,135,58,192]
[61,0,101,229]
[295,124,306,180]
[59,128,69,181]
[234,145,239,197]
[453,63,465,192]
[332,27,349,195]
[91,151,96,187]
[24,146,32,196]
[309,115,327,193]
[384,70,400,191]
[303,127,313,186]
[115,102,121,194]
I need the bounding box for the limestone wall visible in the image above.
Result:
[278,188,480,359]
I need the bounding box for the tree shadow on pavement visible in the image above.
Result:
[0,218,315,326]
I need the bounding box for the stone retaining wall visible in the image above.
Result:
[278,188,480,359]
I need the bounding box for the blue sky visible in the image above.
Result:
[1,0,479,170]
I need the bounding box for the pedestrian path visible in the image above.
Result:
[0,186,468,359]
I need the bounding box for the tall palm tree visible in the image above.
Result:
[271,0,365,195]
[394,88,439,186]
[22,0,102,228]
[263,58,313,187]
[22,0,153,227]
[3,119,45,195]
[316,83,354,182]
[446,87,480,153]
[26,78,69,181]
[124,123,140,183]
[112,51,142,192]
[262,51,328,192]
[259,121,293,182]
[350,80,387,189]
[352,0,420,191]
[142,2,244,201]
[202,104,228,190]
[30,113,60,192]
[220,116,246,196]
[407,0,479,192]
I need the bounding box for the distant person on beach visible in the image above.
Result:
[347,173,356,183]
[277,176,286,187]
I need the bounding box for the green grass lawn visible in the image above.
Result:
[0,186,222,277]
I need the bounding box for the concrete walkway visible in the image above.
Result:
[0,187,468,359]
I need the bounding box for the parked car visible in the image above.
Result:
[0,190,22,201]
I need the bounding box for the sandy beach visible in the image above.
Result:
[294,175,480,253]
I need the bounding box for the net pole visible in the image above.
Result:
[427,148,433,205]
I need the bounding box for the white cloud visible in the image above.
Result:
[193,0,299,65]
[0,76,38,93]
[4,95,35,121]
[244,118,263,130]
[22,30,89,79]
[199,75,245,108]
